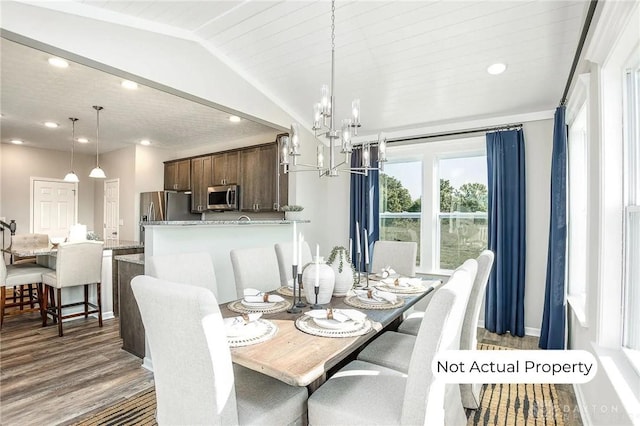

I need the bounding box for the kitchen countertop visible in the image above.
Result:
[114,253,145,265]
[10,239,143,257]
[142,219,310,226]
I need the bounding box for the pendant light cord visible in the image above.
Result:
[69,117,78,171]
[93,105,103,168]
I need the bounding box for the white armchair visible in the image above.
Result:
[146,252,219,299]
[131,275,308,425]
[307,265,475,425]
[370,240,418,277]
[274,241,312,287]
[230,247,281,298]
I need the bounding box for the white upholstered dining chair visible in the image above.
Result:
[146,252,219,299]
[230,246,281,298]
[42,241,104,337]
[307,265,475,425]
[370,240,418,277]
[0,260,51,328]
[367,250,494,409]
[131,275,308,425]
[274,241,312,287]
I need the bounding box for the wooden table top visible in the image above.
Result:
[220,286,433,387]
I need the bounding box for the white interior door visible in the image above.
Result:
[104,179,119,241]
[32,179,77,238]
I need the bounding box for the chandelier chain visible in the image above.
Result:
[331,1,335,51]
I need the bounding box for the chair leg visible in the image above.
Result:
[1,287,6,329]
[42,285,49,327]
[36,284,44,324]
[29,284,35,309]
[56,288,63,337]
[97,282,103,328]
[84,284,89,318]
[49,289,57,324]
[18,285,26,310]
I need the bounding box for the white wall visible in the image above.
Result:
[0,144,96,234]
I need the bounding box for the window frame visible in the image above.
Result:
[381,136,487,275]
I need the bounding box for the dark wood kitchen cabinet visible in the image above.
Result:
[212,151,239,186]
[191,155,213,212]
[164,159,191,191]
[240,143,286,212]
[117,256,145,358]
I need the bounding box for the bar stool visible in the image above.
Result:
[42,241,104,337]
[1,260,51,328]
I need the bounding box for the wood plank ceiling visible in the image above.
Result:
[1,0,587,152]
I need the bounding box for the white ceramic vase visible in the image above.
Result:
[328,248,355,296]
[302,257,335,305]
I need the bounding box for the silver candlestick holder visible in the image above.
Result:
[295,272,306,308]
[287,265,301,313]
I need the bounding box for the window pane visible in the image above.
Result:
[624,208,640,350]
[379,162,421,265]
[438,155,488,270]
[568,104,588,297]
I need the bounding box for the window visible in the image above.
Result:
[379,161,422,264]
[379,137,486,273]
[567,103,589,301]
[623,66,640,356]
[437,155,488,270]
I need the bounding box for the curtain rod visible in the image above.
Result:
[386,123,523,145]
[560,0,599,106]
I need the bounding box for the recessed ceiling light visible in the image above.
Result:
[121,80,139,90]
[44,121,59,128]
[77,137,89,143]
[487,63,507,75]
[48,57,69,68]
[140,139,151,146]
[10,139,23,145]
[229,115,241,123]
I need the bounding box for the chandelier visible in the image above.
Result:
[280,0,387,177]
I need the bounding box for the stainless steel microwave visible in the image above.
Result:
[207,184,239,211]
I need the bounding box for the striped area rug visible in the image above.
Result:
[467,343,565,426]
[73,344,565,426]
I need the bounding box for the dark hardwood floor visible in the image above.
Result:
[1,310,581,425]
[0,312,154,426]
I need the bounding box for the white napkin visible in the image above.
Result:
[224,313,262,335]
[354,289,398,303]
[243,288,285,303]
[381,277,422,287]
[305,309,366,323]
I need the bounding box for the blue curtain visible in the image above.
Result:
[350,147,380,272]
[539,107,568,349]
[485,129,527,336]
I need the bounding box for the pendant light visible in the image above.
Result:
[89,105,106,178]
[63,117,80,183]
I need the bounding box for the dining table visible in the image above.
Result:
[219,278,437,393]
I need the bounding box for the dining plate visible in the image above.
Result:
[241,299,276,308]
[356,294,387,304]
[312,317,360,330]
[223,318,261,337]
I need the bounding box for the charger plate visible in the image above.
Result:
[344,294,404,310]
[228,299,291,314]
[295,315,374,338]
[374,283,427,294]
[276,286,294,297]
[227,319,278,348]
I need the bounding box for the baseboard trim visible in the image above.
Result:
[477,320,541,338]
[572,383,592,425]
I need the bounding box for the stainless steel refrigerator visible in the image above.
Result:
[139,191,200,243]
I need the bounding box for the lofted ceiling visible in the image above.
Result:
[0,0,588,154]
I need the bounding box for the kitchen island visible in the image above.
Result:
[142,220,309,304]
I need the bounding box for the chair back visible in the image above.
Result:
[370,241,417,277]
[131,275,238,425]
[54,241,104,288]
[10,234,51,263]
[147,252,219,299]
[460,250,495,408]
[401,260,476,425]
[230,247,281,298]
[274,241,313,287]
